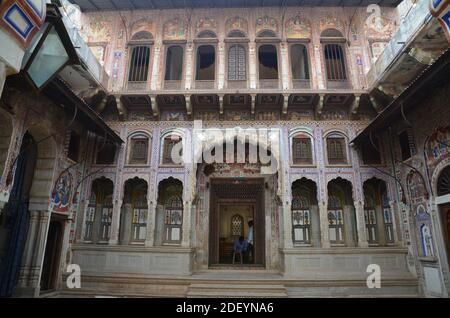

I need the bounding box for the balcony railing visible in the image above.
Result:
[259,79,279,89]
[292,79,311,89]
[164,80,182,90]
[195,80,215,89]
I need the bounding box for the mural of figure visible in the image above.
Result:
[51,171,73,214]
[420,224,434,257]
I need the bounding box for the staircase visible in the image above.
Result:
[187,283,288,298]
[187,270,288,298]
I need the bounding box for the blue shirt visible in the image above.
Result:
[233,239,248,253]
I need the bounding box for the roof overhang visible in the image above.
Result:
[351,48,450,146]
[68,0,402,12]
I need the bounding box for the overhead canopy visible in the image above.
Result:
[69,0,402,11]
[352,48,450,146]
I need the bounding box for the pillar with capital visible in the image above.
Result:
[108,199,122,245]
[319,202,331,248]
[354,200,369,247]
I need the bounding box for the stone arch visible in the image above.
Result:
[321,28,345,38]
[327,177,357,246]
[120,177,148,244]
[197,30,217,38]
[323,130,350,165]
[27,126,57,211]
[126,130,152,165]
[0,109,13,183]
[257,29,277,38]
[291,177,320,246]
[363,177,395,245]
[155,177,184,245]
[433,159,450,198]
[84,177,114,242]
[289,127,315,166]
[160,129,185,165]
[130,30,153,41]
[227,30,246,38]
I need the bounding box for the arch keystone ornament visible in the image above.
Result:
[0,0,46,48]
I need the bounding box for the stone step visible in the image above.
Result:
[187,283,288,298]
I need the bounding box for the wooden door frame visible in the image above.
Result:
[41,214,65,292]
[208,178,265,267]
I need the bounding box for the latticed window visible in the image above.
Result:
[85,202,96,241]
[228,44,246,81]
[324,44,347,81]
[162,136,182,165]
[328,195,344,244]
[128,46,151,82]
[292,196,311,244]
[364,195,378,244]
[382,192,394,243]
[131,194,148,242]
[99,195,113,241]
[129,137,149,164]
[327,137,346,164]
[164,196,183,243]
[231,214,244,237]
[292,137,312,164]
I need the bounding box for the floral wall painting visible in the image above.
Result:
[130,18,155,39]
[86,20,112,43]
[256,15,278,34]
[163,17,187,40]
[285,15,311,39]
[319,15,344,33]
[196,17,217,35]
[226,16,248,34]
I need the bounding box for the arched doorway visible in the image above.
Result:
[363,178,395,246]
[155,177,183,246]
[0,132,37,297]
[197,138,279,268]
[85,177,114,243]
[120,177,148,244]
[327,178,357,247]
[291,178,319,246]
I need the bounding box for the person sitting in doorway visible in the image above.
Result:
[246,220,254,264]
[232,236,247,264]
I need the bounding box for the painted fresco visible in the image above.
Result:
[425,126,450,168]
[285,15,311,39]
[163,17,186,40]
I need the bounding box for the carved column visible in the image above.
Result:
[145,200,156,246]
[282,203,293,249]
[79,200,90,242]
[248,42,257,89]
[280,42,290,90]
[354,200,369,247]
[150,42,162,90]
[217,41,225,90]
[181,200,192,247]
[184,41,194,90]
[313,44,325,89]
[109,199,122,245]
[319,202,331,248]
